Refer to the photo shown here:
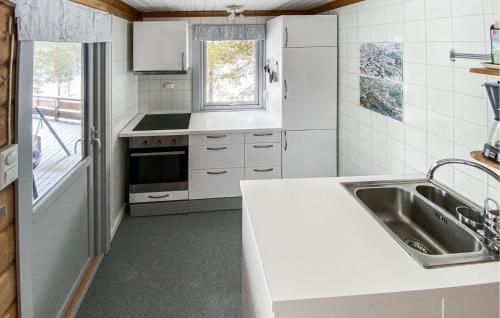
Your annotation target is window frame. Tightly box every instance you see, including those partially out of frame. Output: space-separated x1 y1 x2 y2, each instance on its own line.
193 38 265 112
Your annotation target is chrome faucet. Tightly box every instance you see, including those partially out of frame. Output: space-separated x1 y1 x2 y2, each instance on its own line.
427 158 500 183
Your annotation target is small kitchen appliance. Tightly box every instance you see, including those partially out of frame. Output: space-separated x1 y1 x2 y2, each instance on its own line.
483 81 500 163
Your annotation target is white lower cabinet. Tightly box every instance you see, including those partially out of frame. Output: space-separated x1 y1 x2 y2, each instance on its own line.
189 168 244 199
245 166 281 180
189 144 244 169
282 129 337 179
188 130 282 200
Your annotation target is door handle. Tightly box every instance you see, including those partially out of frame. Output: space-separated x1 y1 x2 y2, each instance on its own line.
74 139 82 154
181 52 185 71
253 168 274 173
91 126 101 151
148 194 170 199
284 131 287 151
284 80 288 100
207 170 227 175
285 27 288 47
206 147 227 151
206 135 227 139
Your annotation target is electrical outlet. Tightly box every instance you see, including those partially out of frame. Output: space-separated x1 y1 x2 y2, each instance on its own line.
0 144 18 190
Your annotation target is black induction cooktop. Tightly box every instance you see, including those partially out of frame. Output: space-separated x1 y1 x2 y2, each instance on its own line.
133 113 191 131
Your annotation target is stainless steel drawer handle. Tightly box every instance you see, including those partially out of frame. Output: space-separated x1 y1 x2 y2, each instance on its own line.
253 168 274 173
206 147 227 151
253 133 273 137
253 145 273 149
206 135 227 139
148 194 170 199
207 171 228 175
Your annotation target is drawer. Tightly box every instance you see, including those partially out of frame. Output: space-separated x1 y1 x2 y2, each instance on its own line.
189 144 244 169
245 131 281 143
130 190 188 204
245 166 281 180
190 133 244 146
189 168 244 199
245 143 281 167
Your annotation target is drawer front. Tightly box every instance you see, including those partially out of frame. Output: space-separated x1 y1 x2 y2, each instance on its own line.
189 168 244 199
189 144 244 169
245 131 281 143
245 143 281 167
245 166 281 180
190 133 244 146
130 190 188 204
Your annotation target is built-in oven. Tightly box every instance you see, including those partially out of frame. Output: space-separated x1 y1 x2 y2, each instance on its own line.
129 135 188 204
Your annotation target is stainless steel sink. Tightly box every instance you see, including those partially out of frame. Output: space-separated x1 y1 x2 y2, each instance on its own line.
343 179 498 268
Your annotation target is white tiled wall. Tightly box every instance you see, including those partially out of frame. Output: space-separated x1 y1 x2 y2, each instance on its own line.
137 16 271 113
329 0 499 205
111 16 138 233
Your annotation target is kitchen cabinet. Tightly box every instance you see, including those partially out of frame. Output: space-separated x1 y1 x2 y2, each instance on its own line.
282 130 337 178
282 47 337 130
133 21 189 73
189 168 244 200
282 15 338 48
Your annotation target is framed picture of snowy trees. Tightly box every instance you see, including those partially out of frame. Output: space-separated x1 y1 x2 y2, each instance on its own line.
360 43 403 122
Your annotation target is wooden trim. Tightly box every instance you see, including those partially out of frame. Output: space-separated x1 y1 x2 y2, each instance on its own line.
471 151 500 170
308 0 365 14
140 9 310 19
71 0 140 21
470 67 500 77
63 256 101 318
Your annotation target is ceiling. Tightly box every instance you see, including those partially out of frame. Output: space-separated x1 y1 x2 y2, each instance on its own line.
121 0 334 12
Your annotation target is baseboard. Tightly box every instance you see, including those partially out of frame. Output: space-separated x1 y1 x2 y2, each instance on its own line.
111 203 126 242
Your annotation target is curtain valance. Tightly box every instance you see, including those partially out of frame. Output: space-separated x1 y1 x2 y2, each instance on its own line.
193 24 265 41
15 0 112 43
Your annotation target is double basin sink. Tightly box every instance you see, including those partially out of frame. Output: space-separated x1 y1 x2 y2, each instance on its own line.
343 179 498 268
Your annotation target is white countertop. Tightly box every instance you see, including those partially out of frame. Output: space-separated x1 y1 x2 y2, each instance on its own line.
240 175 500 310
119 111 282 137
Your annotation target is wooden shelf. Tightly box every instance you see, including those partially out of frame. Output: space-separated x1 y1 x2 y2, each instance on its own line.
469 67 500 76
470 151 499 170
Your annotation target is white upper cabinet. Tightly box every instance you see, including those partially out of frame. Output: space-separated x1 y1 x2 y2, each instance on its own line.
282 47 337 130
282 15 337 48
133 21 189 73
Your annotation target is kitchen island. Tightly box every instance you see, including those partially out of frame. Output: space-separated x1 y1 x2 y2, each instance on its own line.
241 175 499 318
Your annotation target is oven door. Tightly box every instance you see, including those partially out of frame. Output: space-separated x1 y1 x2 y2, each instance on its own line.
129 146 188 195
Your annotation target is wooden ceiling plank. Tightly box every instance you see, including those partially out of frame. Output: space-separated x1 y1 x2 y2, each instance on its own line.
307 0 364 14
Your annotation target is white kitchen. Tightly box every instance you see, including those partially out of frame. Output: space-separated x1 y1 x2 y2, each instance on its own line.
0 0 498 317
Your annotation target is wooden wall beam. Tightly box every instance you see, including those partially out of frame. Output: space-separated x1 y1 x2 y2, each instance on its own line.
71 0 140 21
140 9 310 19
308 0 365 14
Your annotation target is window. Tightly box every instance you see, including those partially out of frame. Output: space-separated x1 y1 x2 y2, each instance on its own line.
195 39 264 111
32 42 84 204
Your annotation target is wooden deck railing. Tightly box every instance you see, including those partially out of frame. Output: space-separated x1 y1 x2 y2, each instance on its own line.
33 95 82 121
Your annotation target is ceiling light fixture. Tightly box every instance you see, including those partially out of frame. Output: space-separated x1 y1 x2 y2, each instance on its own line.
226 5 245 22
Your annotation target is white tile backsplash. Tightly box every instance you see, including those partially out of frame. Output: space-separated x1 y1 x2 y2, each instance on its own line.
333 0 496 205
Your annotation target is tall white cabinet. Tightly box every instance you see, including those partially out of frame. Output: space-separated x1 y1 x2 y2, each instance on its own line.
266 15 338 178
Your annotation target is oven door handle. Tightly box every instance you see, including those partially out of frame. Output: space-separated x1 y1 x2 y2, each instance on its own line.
148 194 171 199
130 151 186 157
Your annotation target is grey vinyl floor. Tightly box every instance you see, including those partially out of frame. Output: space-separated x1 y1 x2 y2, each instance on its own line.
76 210 242 318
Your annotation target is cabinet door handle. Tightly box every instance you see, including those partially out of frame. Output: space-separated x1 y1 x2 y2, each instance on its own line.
253 133 273 137
285 27 288 47
284 131 288 151
206 135 227 139
253 168 274 173
284 80 288 100
206 147 227 151
253 145 273 149
148 194 170 199
207 170 227 175
181 52 185 71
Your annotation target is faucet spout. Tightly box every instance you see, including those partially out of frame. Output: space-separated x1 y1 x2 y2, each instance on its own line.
427 158 500 183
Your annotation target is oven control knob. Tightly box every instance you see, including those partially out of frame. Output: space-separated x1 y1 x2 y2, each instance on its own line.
172 139 176 145
143 140 148 145
157 139 162 145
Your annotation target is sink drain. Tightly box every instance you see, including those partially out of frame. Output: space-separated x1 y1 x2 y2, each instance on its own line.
404 238 432 255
